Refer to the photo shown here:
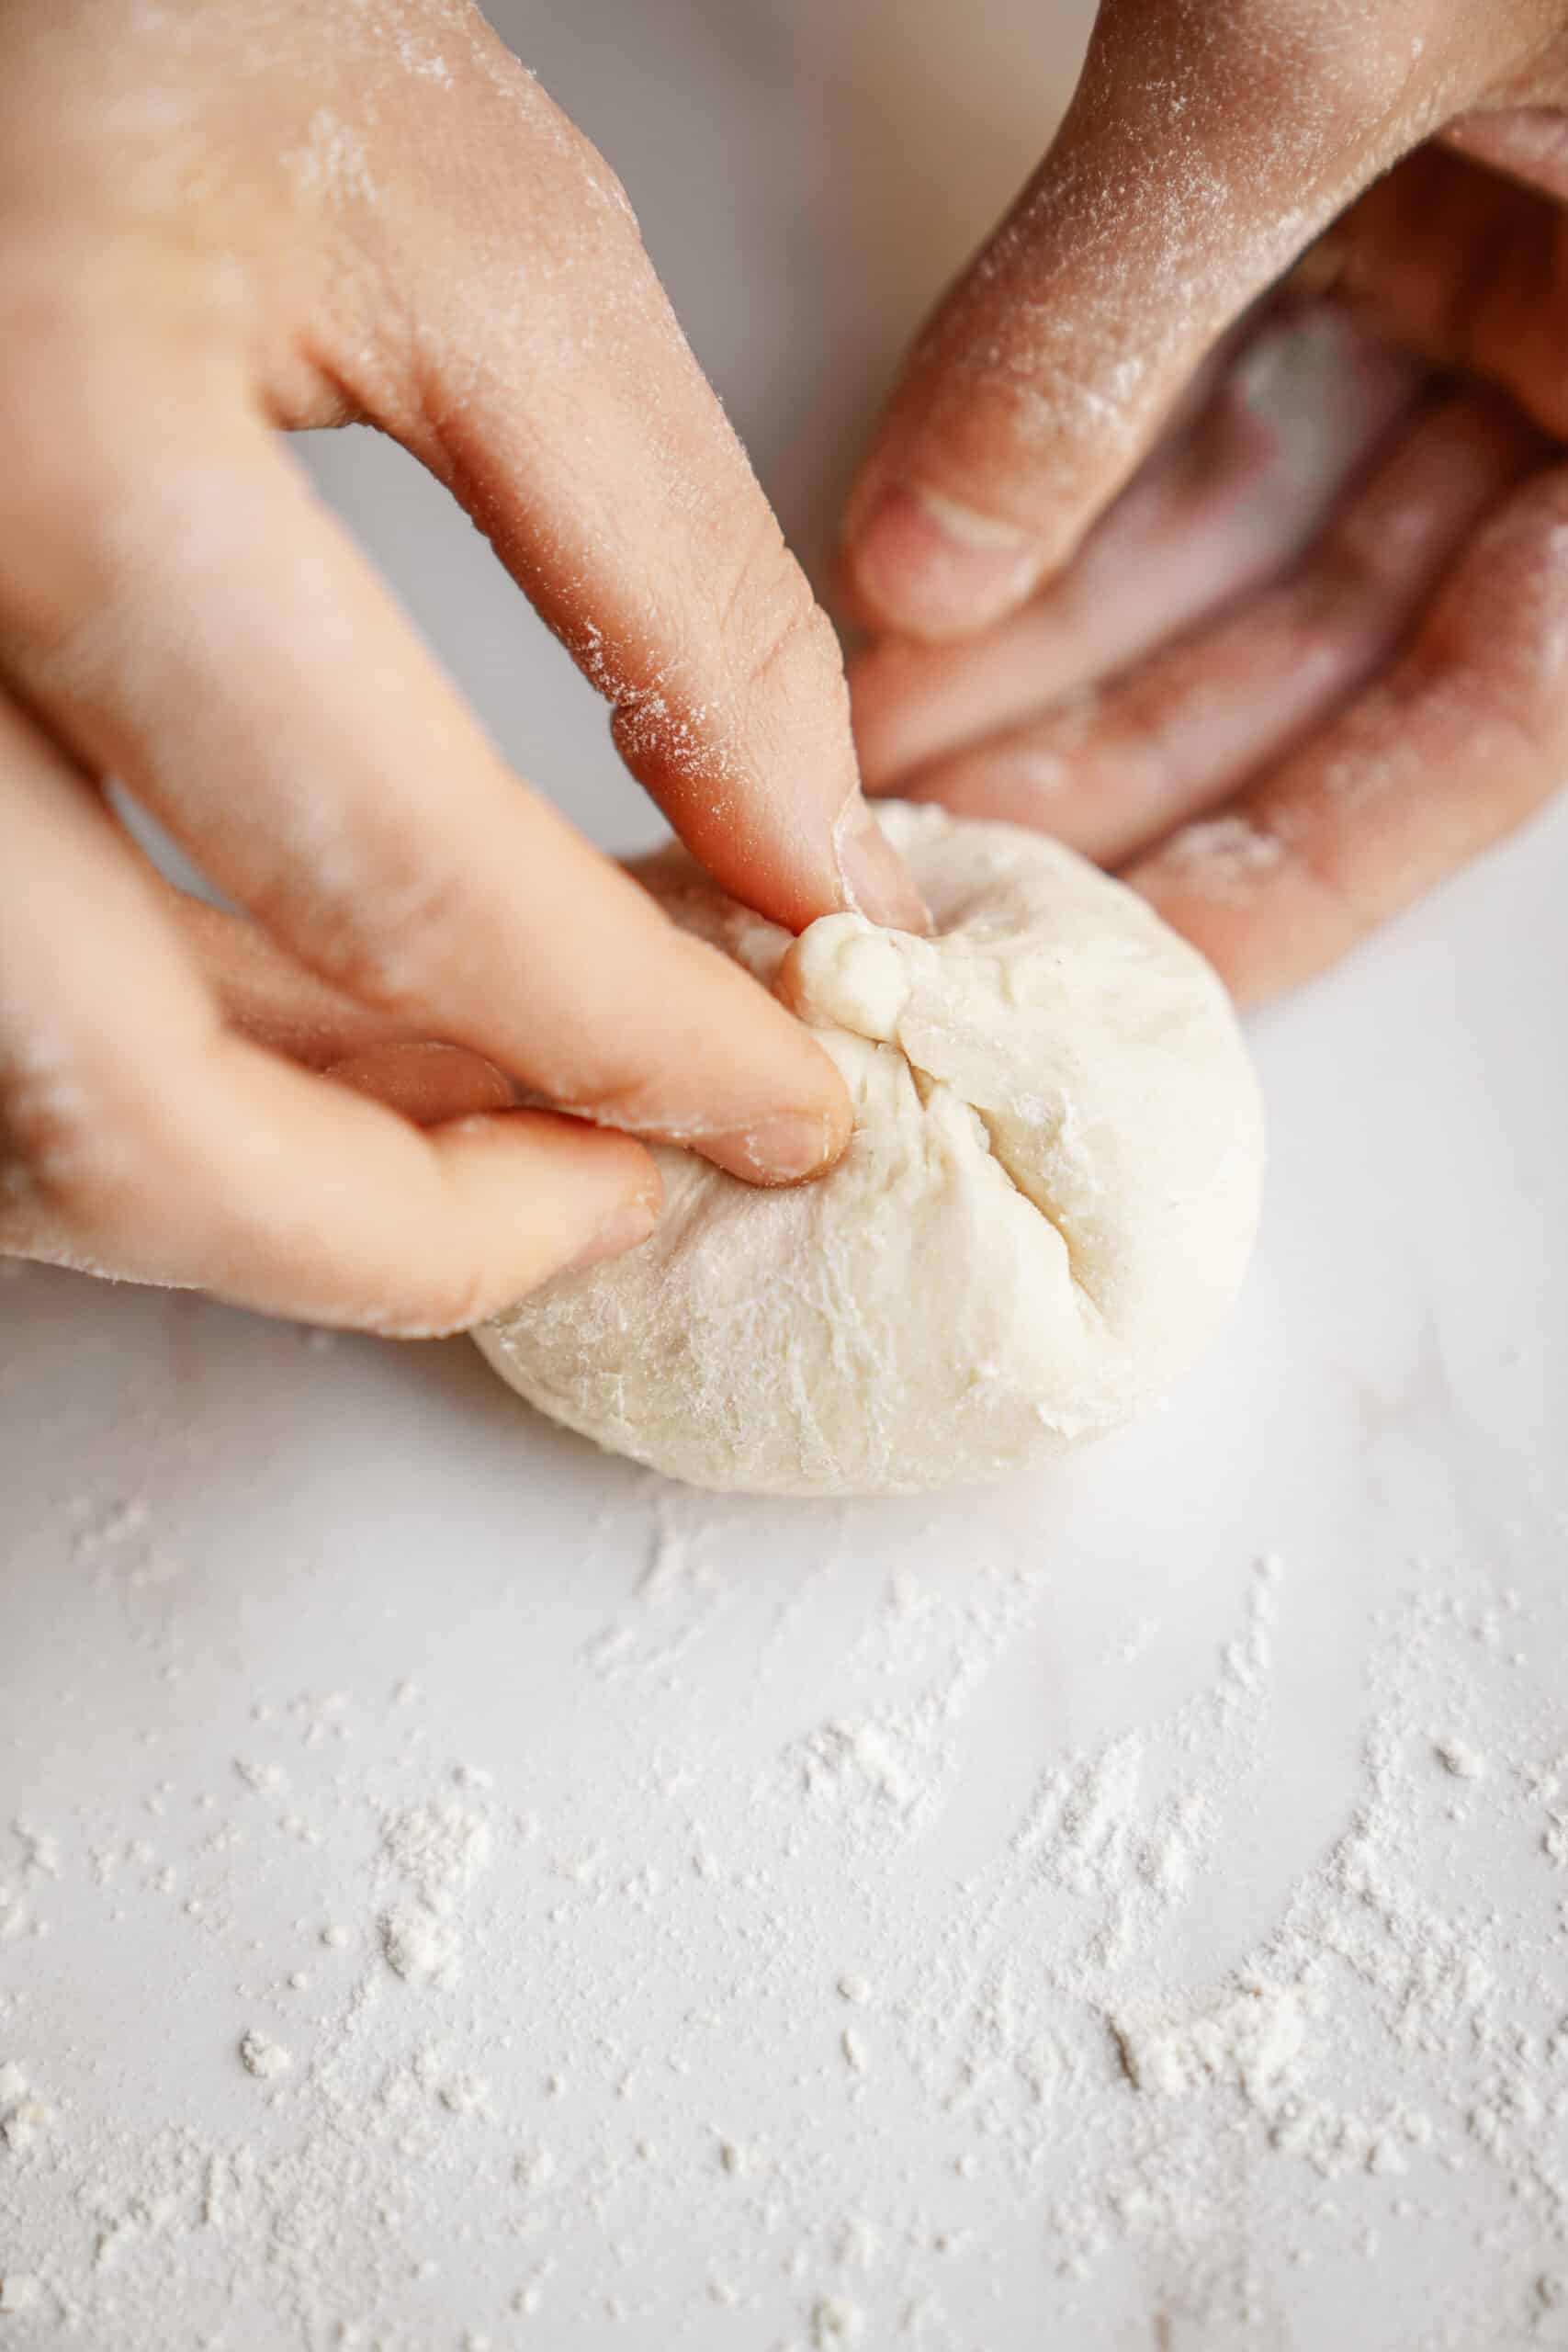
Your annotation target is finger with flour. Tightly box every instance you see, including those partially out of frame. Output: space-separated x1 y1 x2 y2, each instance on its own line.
0 703 660 1331
0 357 853 1187
851 311 1423 786
839 0 1540 640
1126 462 1568 1000
896 390 1545 858
358 29 925 934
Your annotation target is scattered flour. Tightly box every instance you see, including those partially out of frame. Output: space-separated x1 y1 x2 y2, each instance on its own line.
437 2071 493 2120
375 1795 492 1989
1158 812 1288 901
381 1796 492 1905
1435 1737 1487 1781
238 2032 292 2082
811 2293 865 2345
5 1482 1568 2347
378 1905 458 1987
1112 1976 1312 2102
0 2062 51 2156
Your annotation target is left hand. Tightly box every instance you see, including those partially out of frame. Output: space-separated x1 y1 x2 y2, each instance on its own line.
840 0 1568 1001
0 0 924 1332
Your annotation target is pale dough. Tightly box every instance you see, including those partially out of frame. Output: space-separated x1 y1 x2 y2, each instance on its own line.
477 804 1265 1496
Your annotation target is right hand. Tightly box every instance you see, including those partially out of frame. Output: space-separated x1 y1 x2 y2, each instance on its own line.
0 0 922 1335
841 0 1568 1002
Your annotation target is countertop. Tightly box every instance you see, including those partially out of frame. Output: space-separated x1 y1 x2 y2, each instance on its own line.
5 6 1568 2346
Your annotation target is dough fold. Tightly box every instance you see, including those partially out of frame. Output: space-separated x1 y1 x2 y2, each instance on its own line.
477 805 1266 1496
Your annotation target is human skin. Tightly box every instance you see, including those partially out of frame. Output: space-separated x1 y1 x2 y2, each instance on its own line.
0 0 924 1334
843 0 1568 1001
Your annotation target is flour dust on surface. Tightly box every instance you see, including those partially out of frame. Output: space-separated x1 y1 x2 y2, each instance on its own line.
3 1454 1568 2346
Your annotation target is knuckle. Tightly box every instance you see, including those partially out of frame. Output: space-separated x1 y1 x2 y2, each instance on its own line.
479 88 644 272
534 108 642 248
0 337 96 560
1289 547 1383 674
1125 0 1424 123
720 533 846 723
389 19 645 260
563 1072 670 1137
517 1037 668 1137
374 1261 494 1340
285 857 479 1020
0 235 231 466
0 232 106 368
565 135 641 243
1289 479 1450 674
1314 508 1403 611
1439 662 1563 787
1423 485 1568 766
610 535 847 788
0 1043 161 1242
0 295 242 673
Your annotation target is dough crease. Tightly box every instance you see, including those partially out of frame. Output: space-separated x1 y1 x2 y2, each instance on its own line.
478 804 1266 1496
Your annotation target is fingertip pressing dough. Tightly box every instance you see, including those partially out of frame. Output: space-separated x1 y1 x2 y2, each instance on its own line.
477 804 1265 1497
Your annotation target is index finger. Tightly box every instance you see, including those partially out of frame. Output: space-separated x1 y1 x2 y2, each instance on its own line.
0 355 852 1189
367 46 925 935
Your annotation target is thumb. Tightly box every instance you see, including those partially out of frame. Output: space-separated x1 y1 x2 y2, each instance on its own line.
840 0 1480 641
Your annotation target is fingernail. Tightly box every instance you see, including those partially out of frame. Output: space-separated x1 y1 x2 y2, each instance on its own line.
839 809 931 934
708 1115 837 1185
850 481 1039 637
567 1194 659 1273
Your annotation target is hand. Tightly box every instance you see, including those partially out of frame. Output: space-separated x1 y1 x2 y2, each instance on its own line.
841 0 1568 1001
0 0 923 1333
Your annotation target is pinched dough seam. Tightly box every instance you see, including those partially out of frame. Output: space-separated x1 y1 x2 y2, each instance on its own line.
967 1101 1102 1324
888 1044 1101 1324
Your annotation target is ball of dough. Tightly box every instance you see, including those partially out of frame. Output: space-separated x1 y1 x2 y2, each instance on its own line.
477 804 1264 1496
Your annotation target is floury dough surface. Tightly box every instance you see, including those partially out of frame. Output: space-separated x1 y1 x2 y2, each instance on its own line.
478 805 1266 1495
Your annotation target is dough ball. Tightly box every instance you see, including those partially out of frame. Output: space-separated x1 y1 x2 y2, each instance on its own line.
476 804 1265 1496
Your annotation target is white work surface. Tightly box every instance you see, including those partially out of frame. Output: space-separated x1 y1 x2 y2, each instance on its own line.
5 6 1568 2347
